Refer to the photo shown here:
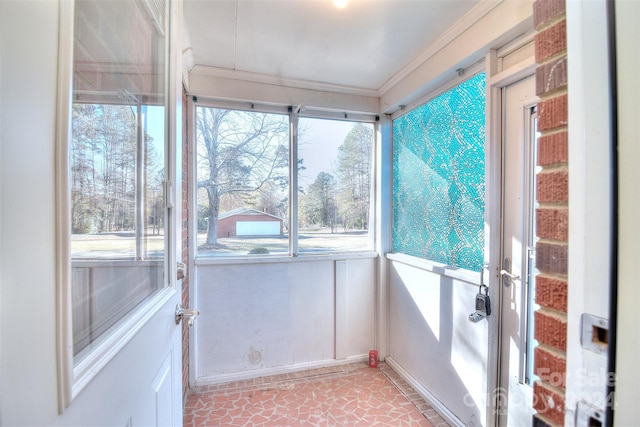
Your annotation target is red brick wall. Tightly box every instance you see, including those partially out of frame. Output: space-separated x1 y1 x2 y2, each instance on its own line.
533 0 568 426
181 87 190 402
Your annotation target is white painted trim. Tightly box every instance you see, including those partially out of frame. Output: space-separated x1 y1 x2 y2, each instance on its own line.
188 72 380 115
0 9 3 415
74 61 164 75
191 64 379 98
187 90 199 390
299 109 377 124
484 48 504 427
486 47 538 427
565 0 613 424
384 357 465 427
379 0 504 97
488 56 536 89
193 97 290 115
388 61 486 120
386 253 480 287
55 0 74 411
375 117 392 359
193 96 377 126
289 111 299 256
194 355 368 387
194 251 378 266
168 0 182 293
495 32 535 61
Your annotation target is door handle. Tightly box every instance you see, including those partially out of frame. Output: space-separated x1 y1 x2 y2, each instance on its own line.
500 269 520 285
175 303 199 327
500 270 520 280
500 257 520 286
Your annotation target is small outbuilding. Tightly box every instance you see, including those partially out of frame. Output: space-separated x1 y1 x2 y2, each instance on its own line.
217 208 284 238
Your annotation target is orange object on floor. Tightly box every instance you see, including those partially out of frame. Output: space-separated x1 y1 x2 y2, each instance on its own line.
368 349 378 368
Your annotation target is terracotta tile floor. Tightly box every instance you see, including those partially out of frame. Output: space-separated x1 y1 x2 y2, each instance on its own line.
184 362 450 426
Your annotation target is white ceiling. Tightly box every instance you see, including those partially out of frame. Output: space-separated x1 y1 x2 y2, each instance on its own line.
183 0 485 94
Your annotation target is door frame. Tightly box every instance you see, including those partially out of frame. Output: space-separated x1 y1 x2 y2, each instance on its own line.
498 75 538 426
485 49 537 426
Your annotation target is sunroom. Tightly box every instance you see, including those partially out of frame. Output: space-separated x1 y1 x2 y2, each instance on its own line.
180 3 533 426
2 0 637 426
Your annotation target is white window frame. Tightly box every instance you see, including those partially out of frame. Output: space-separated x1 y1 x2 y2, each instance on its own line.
388 61 487 277
55 0 180 410
190 98 379 261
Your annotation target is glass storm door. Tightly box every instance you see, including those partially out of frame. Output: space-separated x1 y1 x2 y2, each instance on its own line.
497 75 538 426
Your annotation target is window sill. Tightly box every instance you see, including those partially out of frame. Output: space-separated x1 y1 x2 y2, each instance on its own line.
195 250 379 266
385 252 480 285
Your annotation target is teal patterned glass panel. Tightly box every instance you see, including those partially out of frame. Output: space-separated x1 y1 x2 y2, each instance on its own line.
392 72 486 271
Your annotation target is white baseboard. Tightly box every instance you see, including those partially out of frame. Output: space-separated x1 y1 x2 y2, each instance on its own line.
384 356 465 427
194 354 369 387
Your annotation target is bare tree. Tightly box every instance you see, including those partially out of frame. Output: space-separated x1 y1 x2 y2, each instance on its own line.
196 107 289 245
71 104 137 233
71 103 163 235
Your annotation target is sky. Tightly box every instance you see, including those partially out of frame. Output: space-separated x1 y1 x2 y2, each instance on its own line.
144 105 166 157
143 106 367 191
297 118 360 188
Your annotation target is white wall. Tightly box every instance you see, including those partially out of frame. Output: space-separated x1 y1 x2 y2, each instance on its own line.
189 72 380 115
1 1 62 423
380 7 534 427
387 258 488 427
193 257 376 385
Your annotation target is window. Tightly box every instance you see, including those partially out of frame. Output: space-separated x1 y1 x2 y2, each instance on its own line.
57 0 174 405
195 107 290 256
195 106 374 257
71 103 165 356
392 72 486 272
298 118 373 253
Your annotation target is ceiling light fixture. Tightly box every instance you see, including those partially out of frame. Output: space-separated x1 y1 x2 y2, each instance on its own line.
333 0 348 9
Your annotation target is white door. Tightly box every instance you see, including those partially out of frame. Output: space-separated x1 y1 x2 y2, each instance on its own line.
66 0 186 423
497 75 537 426
0 1 182 427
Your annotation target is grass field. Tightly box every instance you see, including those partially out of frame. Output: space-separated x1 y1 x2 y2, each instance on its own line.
71 228 370 257
198 228 370 255
71 231 165 258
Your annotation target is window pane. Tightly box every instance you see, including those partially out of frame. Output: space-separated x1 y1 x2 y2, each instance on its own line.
392 72 486 271
298 118 373 253
195 107 290 256
71 104 165 259
70 0 167 357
